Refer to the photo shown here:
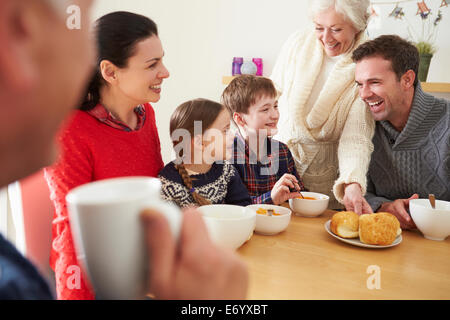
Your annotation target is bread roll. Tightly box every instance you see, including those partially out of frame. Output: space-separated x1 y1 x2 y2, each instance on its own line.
330 211 359 238
359 212 401 245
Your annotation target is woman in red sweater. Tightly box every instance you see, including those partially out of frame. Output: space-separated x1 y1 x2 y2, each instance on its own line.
44 12 169 300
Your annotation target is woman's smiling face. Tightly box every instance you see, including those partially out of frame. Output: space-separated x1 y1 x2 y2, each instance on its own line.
314 6 358 57
115 35 170 104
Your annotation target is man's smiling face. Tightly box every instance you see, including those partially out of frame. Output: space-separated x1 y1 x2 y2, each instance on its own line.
355 55 405 123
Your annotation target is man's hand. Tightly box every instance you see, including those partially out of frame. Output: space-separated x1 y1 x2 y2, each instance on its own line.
140 207 248 300
343 183 373 215
378 194 418 229
270 173 302 205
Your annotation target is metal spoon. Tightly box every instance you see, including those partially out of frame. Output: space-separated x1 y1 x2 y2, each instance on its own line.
429 194 436 209
290 186 304 198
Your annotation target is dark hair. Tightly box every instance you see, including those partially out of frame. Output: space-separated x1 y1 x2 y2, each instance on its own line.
352 35 420 86
221 75 277 114
169 98 225 206
81 11 159 110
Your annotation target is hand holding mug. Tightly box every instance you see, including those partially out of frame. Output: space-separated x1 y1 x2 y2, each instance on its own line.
67 177 181 300
141 208 248 299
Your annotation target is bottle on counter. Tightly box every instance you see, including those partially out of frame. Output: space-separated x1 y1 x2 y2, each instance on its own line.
252 58 263 76
232 57 243 76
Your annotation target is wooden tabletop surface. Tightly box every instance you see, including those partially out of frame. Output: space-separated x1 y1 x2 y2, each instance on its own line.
237 209 450 300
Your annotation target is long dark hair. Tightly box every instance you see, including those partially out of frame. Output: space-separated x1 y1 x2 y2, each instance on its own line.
81 11 158 111
169 99 225 206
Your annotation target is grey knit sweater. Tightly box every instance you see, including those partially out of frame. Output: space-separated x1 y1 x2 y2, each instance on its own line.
366 83 450 211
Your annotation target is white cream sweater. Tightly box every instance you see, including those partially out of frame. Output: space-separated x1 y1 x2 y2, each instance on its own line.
271 29 375 209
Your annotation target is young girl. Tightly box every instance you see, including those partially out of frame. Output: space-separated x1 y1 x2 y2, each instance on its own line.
159 99 251 207
44 12 169 300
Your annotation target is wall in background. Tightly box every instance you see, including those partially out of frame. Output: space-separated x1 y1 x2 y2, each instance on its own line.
90 0 450 163
368 0 450 82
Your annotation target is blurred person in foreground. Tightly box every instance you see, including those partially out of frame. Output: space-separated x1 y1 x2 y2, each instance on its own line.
0 0 247 300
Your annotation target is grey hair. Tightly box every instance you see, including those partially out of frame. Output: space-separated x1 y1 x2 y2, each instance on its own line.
309 0 370 32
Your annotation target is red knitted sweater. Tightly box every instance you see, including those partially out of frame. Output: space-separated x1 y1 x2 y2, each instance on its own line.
44 103 164 300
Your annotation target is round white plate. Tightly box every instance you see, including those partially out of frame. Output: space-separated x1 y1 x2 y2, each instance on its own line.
324 220 402 249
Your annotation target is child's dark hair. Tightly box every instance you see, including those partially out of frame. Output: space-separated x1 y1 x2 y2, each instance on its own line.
352 35 420 87
221 75 277 114
81 11 158 111
169 98 225 206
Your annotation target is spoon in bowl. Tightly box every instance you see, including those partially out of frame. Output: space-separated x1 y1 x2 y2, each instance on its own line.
289 186 304 198
428 194 436 209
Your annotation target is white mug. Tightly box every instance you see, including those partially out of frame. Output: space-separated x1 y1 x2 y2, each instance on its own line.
66 176 181 300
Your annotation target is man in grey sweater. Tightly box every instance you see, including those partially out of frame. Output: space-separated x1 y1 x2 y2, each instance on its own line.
352 35 450 229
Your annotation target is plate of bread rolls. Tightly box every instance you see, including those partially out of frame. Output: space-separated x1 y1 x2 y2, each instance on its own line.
324 211 402 248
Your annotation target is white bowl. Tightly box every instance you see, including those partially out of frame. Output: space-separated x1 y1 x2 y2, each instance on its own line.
409 199 450 241
288 192 329 217
247 204 291 235
198 205 256 250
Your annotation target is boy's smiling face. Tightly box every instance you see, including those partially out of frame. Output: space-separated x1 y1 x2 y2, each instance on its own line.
235 95 279 138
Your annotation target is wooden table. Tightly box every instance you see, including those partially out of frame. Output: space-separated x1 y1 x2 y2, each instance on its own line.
238 210 450 300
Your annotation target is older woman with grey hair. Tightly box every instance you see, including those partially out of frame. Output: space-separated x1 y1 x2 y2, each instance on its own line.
271 0 375 213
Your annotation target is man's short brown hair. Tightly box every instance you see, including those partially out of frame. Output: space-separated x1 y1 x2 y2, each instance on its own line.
221 75 277 114
352 35 420 86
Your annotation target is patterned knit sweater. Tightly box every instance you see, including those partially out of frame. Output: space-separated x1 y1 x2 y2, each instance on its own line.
366 83 450 211
44 103 164 300
159 161 251 208
271 29 375 209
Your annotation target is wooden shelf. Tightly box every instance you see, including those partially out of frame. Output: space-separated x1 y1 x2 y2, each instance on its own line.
421 82 450 93
222 76 235 85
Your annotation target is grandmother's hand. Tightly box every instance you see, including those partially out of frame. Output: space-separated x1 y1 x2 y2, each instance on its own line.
343 183 373 215
140 207 248 300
